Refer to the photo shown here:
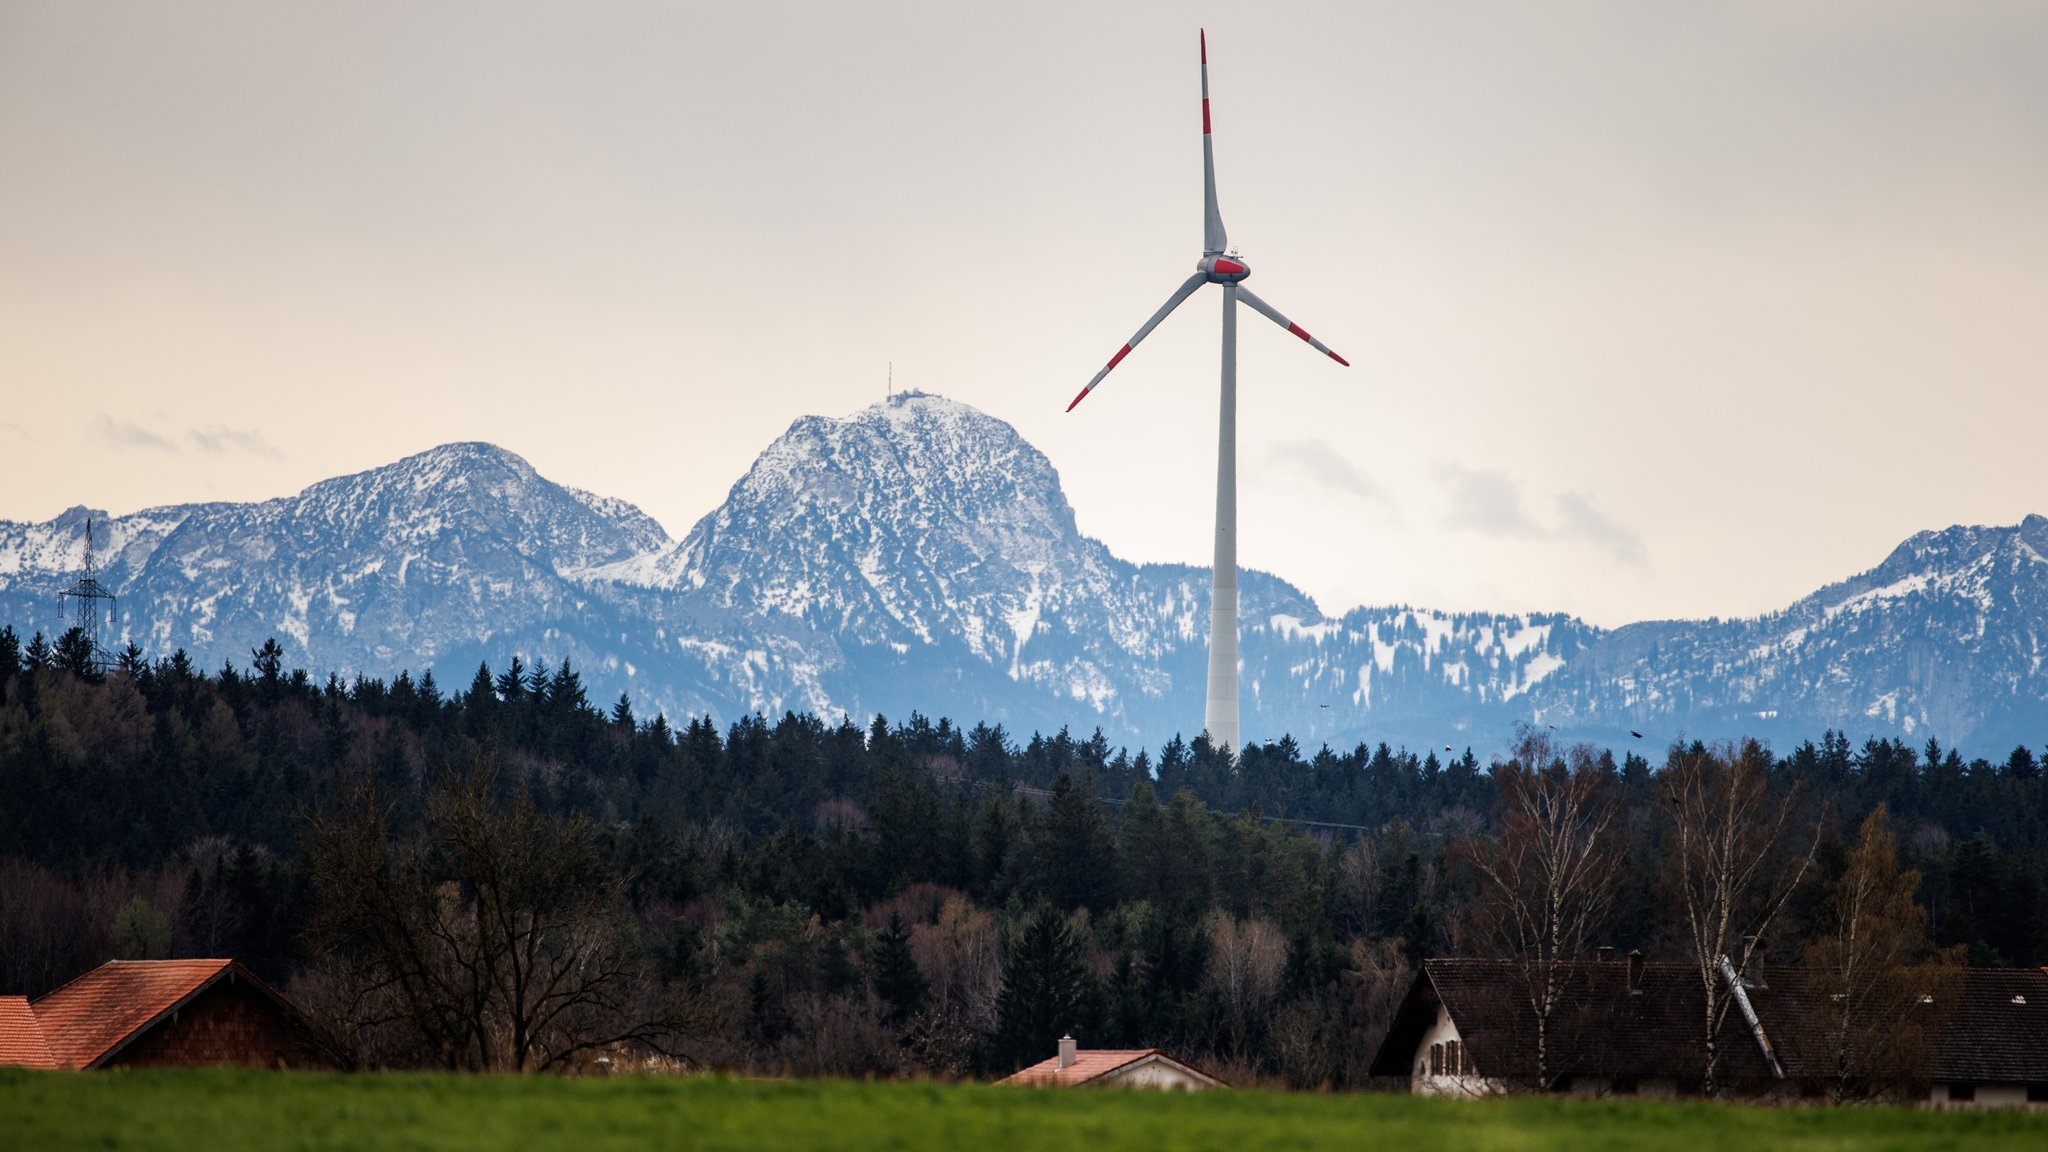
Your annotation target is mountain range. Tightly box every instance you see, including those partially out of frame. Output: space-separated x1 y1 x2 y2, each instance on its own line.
4 392 2044 758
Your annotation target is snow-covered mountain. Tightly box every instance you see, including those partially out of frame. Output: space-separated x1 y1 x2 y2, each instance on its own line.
2 394 2042 756
1533 515 2048 752
0 442 666 683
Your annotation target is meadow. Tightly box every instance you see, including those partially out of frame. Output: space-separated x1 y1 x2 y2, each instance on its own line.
4 1069 2046 1152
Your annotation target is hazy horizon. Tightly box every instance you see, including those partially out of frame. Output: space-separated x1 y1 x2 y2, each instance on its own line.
5 2 2044 629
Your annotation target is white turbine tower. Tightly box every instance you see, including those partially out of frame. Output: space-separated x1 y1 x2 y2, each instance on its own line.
1066 30 1349 756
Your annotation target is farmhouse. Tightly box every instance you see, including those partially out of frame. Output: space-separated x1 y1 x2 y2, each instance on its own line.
1926 967 2048 1109
999 1034 1224 1091
1371 955 2048 1109
0 958 335 1070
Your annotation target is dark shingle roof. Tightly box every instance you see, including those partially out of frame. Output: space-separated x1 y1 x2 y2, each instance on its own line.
1375 958 1779 1085
1373 959 2048 1087
1931 967 2048 1083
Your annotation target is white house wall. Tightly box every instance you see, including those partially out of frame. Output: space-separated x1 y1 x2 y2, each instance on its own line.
1411 1002 1506 1097
1930 1083 2041 1111
1101 1058 1215 1092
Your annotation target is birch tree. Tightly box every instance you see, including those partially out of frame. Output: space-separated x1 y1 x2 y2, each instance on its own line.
1659 739 1820 1096
1202 910 1287 1059
1460 730 1626 1089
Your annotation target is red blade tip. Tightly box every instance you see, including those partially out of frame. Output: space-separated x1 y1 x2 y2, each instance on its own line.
1330 351 1351 367
1200 30 1207 64
1066 388 1090 412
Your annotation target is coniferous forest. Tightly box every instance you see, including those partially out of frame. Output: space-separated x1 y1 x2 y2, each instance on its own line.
2 626 2046 1084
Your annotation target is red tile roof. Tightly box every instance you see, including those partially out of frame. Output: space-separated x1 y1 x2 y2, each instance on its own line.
30 959 235 1070
0 996 55 1070
998 1048 1224 1088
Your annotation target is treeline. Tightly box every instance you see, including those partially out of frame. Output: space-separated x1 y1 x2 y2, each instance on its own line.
1 626 2046 1083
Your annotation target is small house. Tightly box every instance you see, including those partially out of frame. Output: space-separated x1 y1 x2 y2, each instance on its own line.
1926 967 2048 1109
0 958 335 1070
998 1035 1224 1091
1369 952 1747 1098
1372 954 2048 1109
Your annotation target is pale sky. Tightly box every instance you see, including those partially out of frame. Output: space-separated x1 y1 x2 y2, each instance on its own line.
2 2 2044 628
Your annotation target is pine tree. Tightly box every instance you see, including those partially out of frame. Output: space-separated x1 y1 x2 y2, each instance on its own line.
463 662 497 741
467 661 495 707
493 655 526 703
1038 770 1116 912
550 660 587 713
611 692 636 730
54 627 95 679
0 625 18 690
747 969 784 1048
993 901 1091 1071
870 911 928 1026
251 637 284 685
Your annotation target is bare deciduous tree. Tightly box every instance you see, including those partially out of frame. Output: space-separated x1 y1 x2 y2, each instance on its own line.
909 893 1003 1035
1659 738 1820 1097
1203 910 1286 1059
306 755 704 1071
1457 729 1627 1089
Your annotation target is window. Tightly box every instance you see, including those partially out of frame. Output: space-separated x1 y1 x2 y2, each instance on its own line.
1949 1083 1976 1102
1445 1041 1460 1077
2027 1083 2048 1103
1612 1076 1637 1096
1430 1043 1444 1076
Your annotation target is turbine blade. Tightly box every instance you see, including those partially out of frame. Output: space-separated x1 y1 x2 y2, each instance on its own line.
1068 273 1210 411
1202 29 1228 254
1236 285 1350 366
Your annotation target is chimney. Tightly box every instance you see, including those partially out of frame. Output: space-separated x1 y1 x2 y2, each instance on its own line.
1057 1034 1077 1070
1740 937 1769 988
1627 949 1645 994
1596 945 1614 963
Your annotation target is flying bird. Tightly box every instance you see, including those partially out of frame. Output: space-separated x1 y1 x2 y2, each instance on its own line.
1631 730 1644 739
1064 30 1349 755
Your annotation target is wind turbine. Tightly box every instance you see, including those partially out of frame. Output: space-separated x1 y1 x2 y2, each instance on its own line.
1065 30 1349 755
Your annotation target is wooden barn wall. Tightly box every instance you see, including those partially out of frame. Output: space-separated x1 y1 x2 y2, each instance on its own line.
105 979 332 1069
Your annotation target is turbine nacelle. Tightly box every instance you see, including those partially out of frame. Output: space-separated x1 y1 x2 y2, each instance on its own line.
1199 254 1250 283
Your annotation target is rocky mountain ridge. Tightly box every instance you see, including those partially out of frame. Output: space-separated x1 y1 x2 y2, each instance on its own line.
3 394 2042 756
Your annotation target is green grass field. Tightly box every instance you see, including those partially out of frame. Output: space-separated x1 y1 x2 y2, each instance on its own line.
3 1068 2044 1152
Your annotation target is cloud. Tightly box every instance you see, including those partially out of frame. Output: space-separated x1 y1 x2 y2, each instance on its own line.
1438 467 1649 567
189 424 283 459
1267 438 1395 511
1440 466 1543 537
1556 493 1648 567
94 414 176 451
